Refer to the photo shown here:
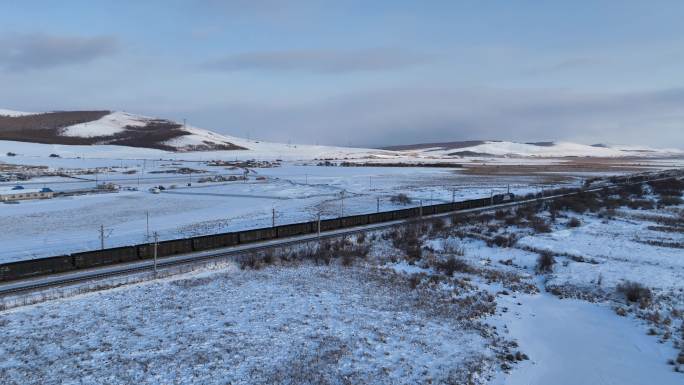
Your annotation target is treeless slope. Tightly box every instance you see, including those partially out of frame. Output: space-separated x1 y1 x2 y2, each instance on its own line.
0 110 245 151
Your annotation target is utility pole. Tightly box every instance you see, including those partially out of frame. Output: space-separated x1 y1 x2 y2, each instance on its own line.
340 191 345 217
369 176 372 189
490 190 494 205
305 174 308 185
100 224 105 250
452 189 456 203
419 200 423 217
146 211 150 241
153 232 159 276
377 196 380 213
272 208 276 227
317 213 321 238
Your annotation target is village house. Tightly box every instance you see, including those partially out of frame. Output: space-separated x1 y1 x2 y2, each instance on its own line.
0 186 54 202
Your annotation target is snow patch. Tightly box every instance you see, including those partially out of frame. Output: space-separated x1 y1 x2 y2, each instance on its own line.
0 109 38 117
60 111 147 138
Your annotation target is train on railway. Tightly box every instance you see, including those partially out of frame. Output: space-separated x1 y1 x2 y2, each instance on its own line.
0 193 516 282
2 168 681 285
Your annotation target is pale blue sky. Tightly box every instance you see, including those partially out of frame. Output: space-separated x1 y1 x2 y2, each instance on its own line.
1 1 683 147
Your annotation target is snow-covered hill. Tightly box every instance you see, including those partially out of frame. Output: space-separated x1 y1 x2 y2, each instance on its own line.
0 109 245 152
0 109 38 117
1 108 682 159
391 140 684 158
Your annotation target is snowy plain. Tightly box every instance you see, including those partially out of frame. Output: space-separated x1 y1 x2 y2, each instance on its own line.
2 195 683 384
1 134 684 384
0 143 602 262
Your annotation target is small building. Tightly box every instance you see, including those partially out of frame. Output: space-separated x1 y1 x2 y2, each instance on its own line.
0 187 54 202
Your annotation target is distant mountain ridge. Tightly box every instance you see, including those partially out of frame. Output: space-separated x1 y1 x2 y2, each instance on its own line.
1 109 682 158
380 140 683 158
0 109 245 152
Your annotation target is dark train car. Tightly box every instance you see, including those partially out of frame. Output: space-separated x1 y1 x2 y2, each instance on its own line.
421 205 436 216
319 218 342 232
368 211 394 224
462 198 486 210
73 246 138 269
492 193 515 205
0 255 74 282
392 207 419 220
192 232 239 252
340 214 369 228
477 197 491 207
276 222 315 238
238 227 277 244
159 239 193 257
138 239 193 259
453 200 467 211
433 202 455 214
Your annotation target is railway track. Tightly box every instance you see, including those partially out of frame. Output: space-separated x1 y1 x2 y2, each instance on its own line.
1 171 680 297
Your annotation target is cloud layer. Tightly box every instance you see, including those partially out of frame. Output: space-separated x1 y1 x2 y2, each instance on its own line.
204 48 430 73
0 34 118 72
181 87 684 148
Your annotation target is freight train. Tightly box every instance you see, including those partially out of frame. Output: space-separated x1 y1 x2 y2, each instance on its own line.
0 193 516 282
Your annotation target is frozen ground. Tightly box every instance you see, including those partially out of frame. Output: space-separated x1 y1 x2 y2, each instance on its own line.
6 138 683 263
1 179 683 384
492 290 680 385
518 208 684 290
0 160 564 262
0 264 496 385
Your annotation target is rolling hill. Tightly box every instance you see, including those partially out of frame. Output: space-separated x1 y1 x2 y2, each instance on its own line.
0 109 245 152
1 109 682 159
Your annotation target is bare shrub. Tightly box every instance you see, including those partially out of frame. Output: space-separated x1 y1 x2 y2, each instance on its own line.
531 218 552 233
504 216 520 226
616 281 652 305
392 224 423 261
623 183 645 197
658 196 683 207
405 244 422 261
238 253 262 270
627 199 655 210
408 274 423 289
430 217 445 233
341 253 354 267
435 256 475 276
536 251 555 274
450 214 467 226
489 233 517 248
262 251 274 265
390 193 412 205
495 209 509 220
550 191 601 213
566 217 581 228
649 178 684 196
355 232 366 244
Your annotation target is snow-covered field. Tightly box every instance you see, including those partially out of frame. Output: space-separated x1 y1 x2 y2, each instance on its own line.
2 178 683 384
0 155 581 262
0 264 497 385
3 137 683 263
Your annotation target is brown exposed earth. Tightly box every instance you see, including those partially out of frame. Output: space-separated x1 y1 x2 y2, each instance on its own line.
0 111 245 152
